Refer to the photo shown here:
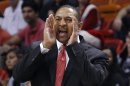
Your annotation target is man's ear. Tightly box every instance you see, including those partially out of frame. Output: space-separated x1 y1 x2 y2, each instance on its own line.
78 22 83 31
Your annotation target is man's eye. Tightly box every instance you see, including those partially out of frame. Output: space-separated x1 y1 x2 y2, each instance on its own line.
55 18 61 21
65 18 72 22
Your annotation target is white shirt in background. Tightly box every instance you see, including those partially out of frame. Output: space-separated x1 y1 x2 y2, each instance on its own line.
1 0 27 35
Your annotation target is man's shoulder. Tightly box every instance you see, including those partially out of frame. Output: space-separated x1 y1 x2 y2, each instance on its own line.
79 40 94 49
31 41 41 49
80 41 104 55
79 41 107 61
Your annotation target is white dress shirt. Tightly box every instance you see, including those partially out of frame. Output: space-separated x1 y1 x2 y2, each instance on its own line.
40 37 80 68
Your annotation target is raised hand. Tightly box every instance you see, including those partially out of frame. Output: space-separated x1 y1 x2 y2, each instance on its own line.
42 14 56 49
67 17 80 46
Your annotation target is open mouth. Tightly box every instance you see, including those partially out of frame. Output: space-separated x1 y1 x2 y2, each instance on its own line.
58 29 68 36
58 29 67 36
59 31 67 36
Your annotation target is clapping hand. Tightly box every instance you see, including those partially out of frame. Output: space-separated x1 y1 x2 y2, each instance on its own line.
42 14 56 49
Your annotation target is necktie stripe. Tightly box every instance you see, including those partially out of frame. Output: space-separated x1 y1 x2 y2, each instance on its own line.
55 46 66 86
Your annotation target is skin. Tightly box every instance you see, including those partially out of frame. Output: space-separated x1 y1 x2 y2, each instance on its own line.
22 6 38 26
43 7 82 49
5 51 18 70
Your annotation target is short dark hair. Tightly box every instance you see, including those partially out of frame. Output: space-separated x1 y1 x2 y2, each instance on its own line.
57 5 79 20
22 0 39 13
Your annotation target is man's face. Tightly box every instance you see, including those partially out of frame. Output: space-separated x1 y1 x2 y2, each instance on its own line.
22 7 38 24
54 7 79 44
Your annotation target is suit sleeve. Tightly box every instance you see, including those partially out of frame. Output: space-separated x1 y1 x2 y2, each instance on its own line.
13 45 47 83
67 42 109 86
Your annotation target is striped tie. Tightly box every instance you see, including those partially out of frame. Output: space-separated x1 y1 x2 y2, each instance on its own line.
55 45 66 86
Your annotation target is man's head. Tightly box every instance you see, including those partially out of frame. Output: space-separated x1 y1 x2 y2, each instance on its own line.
54 5 82 44
22 0 39 25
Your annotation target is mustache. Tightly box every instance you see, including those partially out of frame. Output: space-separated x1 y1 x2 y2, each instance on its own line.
57 26 67 30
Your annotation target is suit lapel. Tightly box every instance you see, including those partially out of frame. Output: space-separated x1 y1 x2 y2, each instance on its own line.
62 39 85 86
62 47 75 86
47 44 58 86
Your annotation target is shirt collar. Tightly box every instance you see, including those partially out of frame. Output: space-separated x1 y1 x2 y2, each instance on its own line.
56 36 80 50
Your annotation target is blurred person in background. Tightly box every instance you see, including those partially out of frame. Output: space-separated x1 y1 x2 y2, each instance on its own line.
113 5 130 31
1 48 31 86
76 0 105 49
101 48 129 86
4 0 44 47
0 68 8 86
120 32 130 82
0 28 11 46
113 5 130 41
77 0 101 30
32 0 44 17
1 0 27 36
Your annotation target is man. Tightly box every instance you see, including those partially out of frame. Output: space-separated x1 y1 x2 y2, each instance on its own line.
13 5 108 86
1 0 27 35
5 0 44 47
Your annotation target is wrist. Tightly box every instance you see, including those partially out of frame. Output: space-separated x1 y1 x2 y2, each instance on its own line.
42 41 51 49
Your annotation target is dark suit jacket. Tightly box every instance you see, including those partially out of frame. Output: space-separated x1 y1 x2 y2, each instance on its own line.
13 39 108 86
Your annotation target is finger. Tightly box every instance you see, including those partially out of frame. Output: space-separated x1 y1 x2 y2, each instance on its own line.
72 17 78 35
50 14 56 36
50 14 55 29
45 18 49 29
48 14 54 29
48 14 52 28
45 19 51 37
48 15 52 28
46 15 54 36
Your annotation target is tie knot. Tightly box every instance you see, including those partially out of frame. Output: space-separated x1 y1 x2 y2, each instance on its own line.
59 45 66 50
58 45 66 55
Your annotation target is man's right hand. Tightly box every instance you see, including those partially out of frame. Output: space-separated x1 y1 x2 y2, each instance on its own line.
42 14 56 49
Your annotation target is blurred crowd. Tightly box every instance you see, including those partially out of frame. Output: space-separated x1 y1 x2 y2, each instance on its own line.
0 0 130 86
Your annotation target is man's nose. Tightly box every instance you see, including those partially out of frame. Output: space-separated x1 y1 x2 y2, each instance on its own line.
60 19 66 26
